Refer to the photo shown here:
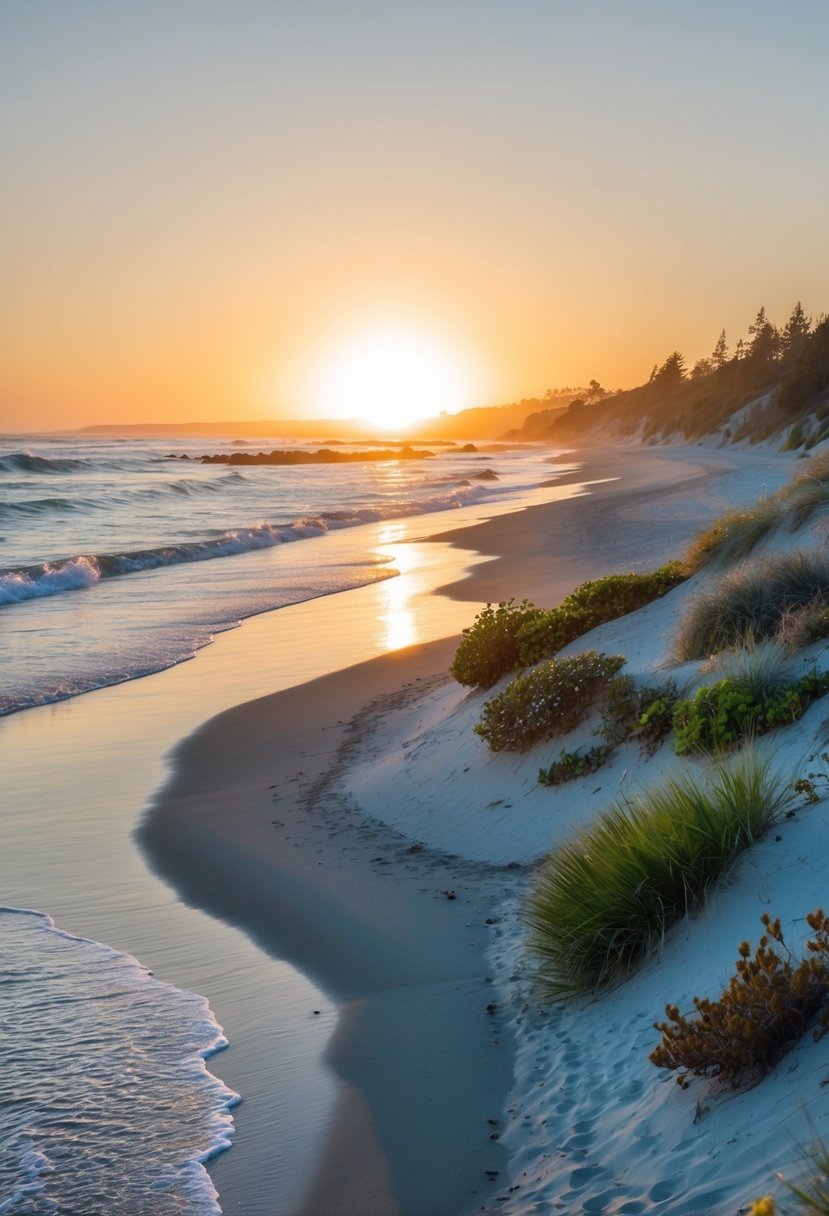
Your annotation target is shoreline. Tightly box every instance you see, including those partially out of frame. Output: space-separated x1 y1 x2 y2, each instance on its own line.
139 441 799 1214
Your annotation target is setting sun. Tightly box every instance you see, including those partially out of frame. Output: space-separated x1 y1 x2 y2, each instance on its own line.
312 326 475 430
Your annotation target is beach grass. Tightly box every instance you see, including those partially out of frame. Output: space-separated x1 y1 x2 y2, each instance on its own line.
524 751 793 997
675 550 829 660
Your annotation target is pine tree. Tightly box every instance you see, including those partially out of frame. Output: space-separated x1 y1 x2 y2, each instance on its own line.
747 306 781 365
782 302 811 363
711 329 729 369
652 351 686 387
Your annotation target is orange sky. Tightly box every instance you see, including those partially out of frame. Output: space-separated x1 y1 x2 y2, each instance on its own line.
2 2 828 432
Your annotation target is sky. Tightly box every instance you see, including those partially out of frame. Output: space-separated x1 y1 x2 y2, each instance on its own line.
2 0 828 431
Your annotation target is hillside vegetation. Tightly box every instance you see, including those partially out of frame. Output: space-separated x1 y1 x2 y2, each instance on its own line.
507 303 829 450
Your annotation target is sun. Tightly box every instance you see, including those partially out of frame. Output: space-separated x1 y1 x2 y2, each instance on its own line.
312 326 473 430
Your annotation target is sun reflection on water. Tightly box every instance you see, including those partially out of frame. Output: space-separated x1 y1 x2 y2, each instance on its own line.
376 530 424 651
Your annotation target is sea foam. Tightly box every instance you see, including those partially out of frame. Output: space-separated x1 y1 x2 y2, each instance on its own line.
0 907 238 1215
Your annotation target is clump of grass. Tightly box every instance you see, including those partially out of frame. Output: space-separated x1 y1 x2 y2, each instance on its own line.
449 599 543 689
651 910 829 1088
685 498 785 571
514 563 687 667
780 1140 829 1214
474 651 625 752
524 752 793 996
684 451 829 573
675 550 829 660
778 597 829 651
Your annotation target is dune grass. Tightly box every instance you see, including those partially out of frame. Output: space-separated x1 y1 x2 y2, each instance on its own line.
675 550 829 660
685 498 786 571
685 449 829 573
524 752 793 997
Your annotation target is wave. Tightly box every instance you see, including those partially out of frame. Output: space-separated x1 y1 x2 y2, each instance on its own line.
0 451 88 474
0 481 496 607
0 474 249 520
0 907 237 1215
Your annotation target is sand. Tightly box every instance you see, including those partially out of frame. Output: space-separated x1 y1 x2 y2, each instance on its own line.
138 440 808 1215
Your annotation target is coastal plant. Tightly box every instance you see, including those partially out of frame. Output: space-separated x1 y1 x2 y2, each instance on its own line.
515 563 687 667
650 911 829 1089
671 669 829 756
524 752 793 996
675 550 829 660
537 744 611 786
776 1137 829 1214
450 598 543 689
635 681 681 754
795 756 829 806
597 674 680 754
778 597 829 652
685 498 786 571
596 674 641 746
474 651 625 753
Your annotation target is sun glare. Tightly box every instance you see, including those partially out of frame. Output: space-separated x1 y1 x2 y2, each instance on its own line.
313 327 473 430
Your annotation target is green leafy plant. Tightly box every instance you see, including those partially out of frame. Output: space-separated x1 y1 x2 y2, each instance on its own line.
675 550 829 660
524 752 793 996
651 910 829 1088
538 744 612 786
474 651 625 753
514 562 687 667
672 669 829 755
636 681 681 754
597 674 680 754
450 598 543 689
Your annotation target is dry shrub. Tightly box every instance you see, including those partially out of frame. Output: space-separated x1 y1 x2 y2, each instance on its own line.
651 911 829 1088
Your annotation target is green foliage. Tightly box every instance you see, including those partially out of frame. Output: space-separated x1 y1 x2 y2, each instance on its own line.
636 683 681 754
598 674 680 754
671 676 822 755
449 598 543 689
675 550 829 660
651 911 829 1088
474 651 625 753
515 563 687 666
524 752 792 996
537 744 611 786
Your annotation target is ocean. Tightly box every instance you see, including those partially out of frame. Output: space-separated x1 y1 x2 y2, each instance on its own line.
0 432 557 1213
0 435 549 716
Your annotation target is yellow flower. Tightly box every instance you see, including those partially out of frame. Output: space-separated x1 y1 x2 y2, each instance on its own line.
749 1198 776 1216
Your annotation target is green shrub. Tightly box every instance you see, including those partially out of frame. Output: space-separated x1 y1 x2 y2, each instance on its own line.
651 911 829 1088
675 550 829 660
598 674 680 754
514 562 687 667
672 671 829 755
450 598 543 688
670 646 828 754
474 651 625 753
524 752 793 996
636 682 681 754
538 744 611 786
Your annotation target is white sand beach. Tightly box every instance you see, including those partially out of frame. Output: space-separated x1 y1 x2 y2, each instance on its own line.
136 439 829 1214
